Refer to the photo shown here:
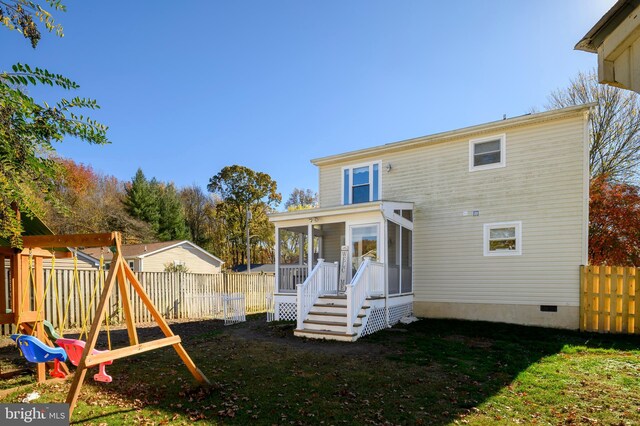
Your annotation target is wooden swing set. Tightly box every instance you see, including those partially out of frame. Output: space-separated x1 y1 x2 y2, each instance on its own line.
0 231 210 418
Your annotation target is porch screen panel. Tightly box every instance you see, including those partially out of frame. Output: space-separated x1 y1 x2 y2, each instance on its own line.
387 220 400 295
401 227 412 293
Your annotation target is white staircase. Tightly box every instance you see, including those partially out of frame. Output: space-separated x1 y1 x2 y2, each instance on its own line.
294 295 370 342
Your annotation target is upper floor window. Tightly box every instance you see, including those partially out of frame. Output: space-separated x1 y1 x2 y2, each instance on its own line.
469 134 506 172
342 161 381 204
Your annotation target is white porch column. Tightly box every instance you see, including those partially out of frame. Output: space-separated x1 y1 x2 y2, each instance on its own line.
307 222 313 275
274 225 280 294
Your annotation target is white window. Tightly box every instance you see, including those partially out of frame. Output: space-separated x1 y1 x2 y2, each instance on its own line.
173 260 185 267
469 134 506 172
342 161 381 205
128 260 135 270
483 221 522 256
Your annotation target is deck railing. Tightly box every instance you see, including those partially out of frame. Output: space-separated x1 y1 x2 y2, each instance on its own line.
368 261 385 296
278 265 309 292
345 260 385 335
296 259 338 330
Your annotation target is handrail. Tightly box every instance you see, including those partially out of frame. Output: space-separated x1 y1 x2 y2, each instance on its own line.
345 258 371 335
296 260 338 330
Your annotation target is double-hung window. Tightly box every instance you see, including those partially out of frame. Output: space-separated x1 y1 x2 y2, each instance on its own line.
342 161 381 205
469 134 506 171
483 221 522 256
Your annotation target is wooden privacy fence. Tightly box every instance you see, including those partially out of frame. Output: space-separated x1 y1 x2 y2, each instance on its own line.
0 270 273 335
580 265 639 334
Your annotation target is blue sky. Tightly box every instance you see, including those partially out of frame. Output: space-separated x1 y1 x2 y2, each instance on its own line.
3 0 615 208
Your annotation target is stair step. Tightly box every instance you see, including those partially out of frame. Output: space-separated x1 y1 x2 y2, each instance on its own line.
303 319 362 327
313 303 370 309
309 311 365 318
294 328 358 342
318 295 347 300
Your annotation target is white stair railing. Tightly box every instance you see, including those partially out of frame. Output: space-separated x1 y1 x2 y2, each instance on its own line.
367 261 385 297
296 260 339 330
345 258 371 335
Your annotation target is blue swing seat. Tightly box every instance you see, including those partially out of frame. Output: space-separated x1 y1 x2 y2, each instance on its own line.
10 334 67 363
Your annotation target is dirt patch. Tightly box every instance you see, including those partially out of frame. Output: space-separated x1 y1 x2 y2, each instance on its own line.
444 334 494 349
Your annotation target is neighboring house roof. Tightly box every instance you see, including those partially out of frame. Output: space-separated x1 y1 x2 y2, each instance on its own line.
233 264 275 273
83 240 224 264
310 104 593 166
575 0 640 53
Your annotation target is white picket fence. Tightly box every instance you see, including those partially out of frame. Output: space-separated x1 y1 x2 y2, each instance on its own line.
0 270 273 335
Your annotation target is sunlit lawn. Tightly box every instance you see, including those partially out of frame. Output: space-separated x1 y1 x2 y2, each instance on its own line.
1 315 639 425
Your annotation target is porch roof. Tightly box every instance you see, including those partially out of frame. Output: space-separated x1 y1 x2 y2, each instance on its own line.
269 200 413 224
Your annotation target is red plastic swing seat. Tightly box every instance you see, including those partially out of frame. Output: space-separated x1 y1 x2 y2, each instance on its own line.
56 338 113 383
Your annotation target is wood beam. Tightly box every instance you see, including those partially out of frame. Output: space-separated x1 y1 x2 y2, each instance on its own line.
34 256 45 382
0 248 15 256
117 264 138 345
0 313 14 325
85 336 181 366
19 248 53 258
22 233 116 249
66 254 121 417
124 265 210 385
0 255 5 314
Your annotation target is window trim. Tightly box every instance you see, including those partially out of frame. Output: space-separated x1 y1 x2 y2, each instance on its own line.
483 221 522 256
469 134 506 172
341 160 382 205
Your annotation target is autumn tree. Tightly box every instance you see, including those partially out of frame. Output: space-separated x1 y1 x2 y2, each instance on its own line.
546 70 640 181
180 185 214 247
207 165 281 267
588 175 640 266
285 188 317 211
44 159 153 242
1 1 108 247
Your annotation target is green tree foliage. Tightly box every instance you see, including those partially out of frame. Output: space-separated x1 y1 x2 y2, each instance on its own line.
123 169 191 242
546 70 640 182
0 0 65 48
1 1 108 247
123 169 160 229
207 165 281 267
0 64 109 247
285 188 317 211
156 182 190 241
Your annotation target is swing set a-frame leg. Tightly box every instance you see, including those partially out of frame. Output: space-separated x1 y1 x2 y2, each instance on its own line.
66 250 210 419
66 254 121 416
123 264 210 385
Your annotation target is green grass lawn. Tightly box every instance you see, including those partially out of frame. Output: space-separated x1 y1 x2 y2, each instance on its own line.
1 315 639 425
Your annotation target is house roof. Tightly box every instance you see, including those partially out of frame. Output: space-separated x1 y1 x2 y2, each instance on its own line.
310 104 593 166
83 240 224 265
232 264 275 273
575 0 640 53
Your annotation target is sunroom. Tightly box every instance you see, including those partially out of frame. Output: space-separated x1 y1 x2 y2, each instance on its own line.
269 201 414 341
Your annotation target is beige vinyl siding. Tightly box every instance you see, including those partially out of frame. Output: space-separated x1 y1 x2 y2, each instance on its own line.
44 256 97 271
318 113 588 308
139 245 222 273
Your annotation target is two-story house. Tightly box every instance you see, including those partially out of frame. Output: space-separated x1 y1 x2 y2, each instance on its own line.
269 104 590 341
